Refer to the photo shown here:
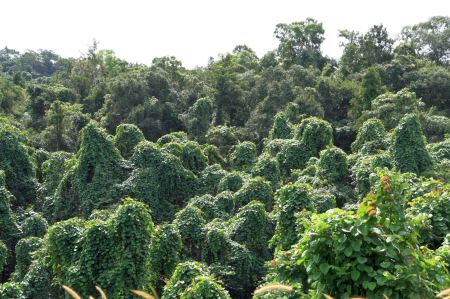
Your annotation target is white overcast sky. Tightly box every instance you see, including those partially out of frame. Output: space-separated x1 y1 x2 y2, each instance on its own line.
1 0 449 68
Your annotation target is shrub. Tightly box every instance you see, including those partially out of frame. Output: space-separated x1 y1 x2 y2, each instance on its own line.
202 144 226 166
174 206 206 259
293 117 333 157
229 201 272 260
407 186 450 247
181 141 208 174
206 126 239 156
53 122 126 220
0 241 7 274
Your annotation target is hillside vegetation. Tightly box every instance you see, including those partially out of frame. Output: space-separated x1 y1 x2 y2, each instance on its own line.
0 16 450 299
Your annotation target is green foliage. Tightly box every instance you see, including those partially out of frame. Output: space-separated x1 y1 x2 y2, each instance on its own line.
0 173 19 248
181 141 208 174
161 261 209 299
149 224 182 291
174 206 206 259
0 123 37 206
229 201 272 260
39 151 72 199
407 186 450 246
252 154 281 190
188 194 224 222
44 199 153 298
352 153 392 197
0 241 7 274
234 177 274 211
114 123 145 159
180 275 231 299
124 141 198 222
229 141 257 171
351 118 388 154
21 212 48 237
275 18 325 68
391 113 432 174
0 282 24 299
271 182 314 251
368 89 422 130
316 147 349 184
206 126 239 156
269 112 292 140
198 164 227 195
201 144 226 166
294 117 333 157
217 171 246 193
14 236 42 280
294 170 449 298
53 122 125 220
181 97 214 141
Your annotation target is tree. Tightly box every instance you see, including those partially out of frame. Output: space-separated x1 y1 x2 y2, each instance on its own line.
275 18 325 68
401 16 450 64
181 97 214 141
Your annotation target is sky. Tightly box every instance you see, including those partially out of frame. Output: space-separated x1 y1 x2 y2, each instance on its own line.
1 0 449 68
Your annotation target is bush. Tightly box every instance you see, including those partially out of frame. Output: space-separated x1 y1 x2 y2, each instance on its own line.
174 206 206 259
293 117 333 157
181 141 208 174
391 113 432 174
198 164 227 195
229 201 272 260
53 122 126 220
407 186 450 247
202 144 226 166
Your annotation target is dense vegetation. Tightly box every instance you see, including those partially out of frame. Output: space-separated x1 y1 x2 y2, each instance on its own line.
1 16 450 298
